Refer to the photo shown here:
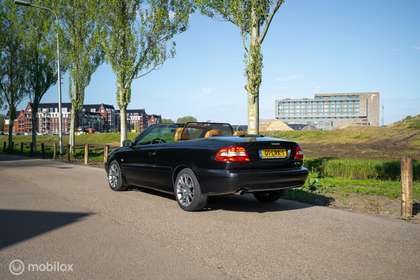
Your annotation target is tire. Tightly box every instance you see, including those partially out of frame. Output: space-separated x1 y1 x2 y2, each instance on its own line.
107 160 128 191
253 190 286 203
174 168 208 211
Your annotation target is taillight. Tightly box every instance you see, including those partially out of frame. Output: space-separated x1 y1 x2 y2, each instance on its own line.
215 146 250 163
294 145 304 161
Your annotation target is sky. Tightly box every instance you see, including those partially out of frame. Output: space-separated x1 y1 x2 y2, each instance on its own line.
38 0 420 125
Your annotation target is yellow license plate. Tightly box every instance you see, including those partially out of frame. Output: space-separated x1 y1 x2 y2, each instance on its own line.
260 149 288 159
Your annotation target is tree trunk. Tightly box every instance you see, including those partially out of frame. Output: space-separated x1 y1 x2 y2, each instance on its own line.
69 105 76 154
7 106 16 151
245 7 262 135
31 103 38 151
120 105 127 146
117 81 131 147
248 94 259 135
8 117 14 152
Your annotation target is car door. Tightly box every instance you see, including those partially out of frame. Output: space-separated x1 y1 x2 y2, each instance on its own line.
122 124 178 190
150 143 177 192
123 143 158 187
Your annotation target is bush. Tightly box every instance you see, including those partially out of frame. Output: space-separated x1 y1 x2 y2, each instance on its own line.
304 158 419 181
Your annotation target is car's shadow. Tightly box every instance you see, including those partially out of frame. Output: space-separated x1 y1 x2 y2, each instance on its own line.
414 202 420 216
206 195 314 213
0 209 92 250
130 186 319 213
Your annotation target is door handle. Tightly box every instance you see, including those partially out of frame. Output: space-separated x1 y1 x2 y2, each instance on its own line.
149 151 157 156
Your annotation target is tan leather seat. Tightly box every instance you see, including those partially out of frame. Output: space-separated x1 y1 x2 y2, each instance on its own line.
233 131 246 136
174 128 183 142
174 128 190 141
204 129 222 138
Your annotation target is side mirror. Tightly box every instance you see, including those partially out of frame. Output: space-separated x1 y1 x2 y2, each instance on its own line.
122 140 133 147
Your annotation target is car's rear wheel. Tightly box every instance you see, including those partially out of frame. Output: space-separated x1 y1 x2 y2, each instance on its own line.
174 168 207 211
253 190 286 203
107 160 128 191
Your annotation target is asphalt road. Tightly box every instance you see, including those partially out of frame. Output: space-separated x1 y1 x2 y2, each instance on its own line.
0 154 419 280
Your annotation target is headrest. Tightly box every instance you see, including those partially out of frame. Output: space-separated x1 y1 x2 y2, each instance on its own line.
204 129 222 138
174 128 183 142
233 131 246 136
174 128 190 141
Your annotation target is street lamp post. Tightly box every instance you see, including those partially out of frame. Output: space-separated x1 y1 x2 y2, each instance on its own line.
14 0 63 154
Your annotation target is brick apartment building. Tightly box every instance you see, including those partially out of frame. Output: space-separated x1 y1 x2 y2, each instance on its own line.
115 109 162 132
3 102 161 134
4 103 36 134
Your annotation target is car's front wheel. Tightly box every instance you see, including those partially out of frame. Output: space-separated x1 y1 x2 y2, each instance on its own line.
107 160 128 191
253 190 286 203
174 168 207 211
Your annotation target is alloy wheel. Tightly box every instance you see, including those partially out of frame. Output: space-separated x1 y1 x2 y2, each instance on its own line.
176 174 195 207
108 162 120 189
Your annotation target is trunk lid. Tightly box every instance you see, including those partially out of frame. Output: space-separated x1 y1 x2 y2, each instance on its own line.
225 136 301 170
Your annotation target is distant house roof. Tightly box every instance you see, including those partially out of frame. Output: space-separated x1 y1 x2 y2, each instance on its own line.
39 102 72 109
127 109 146 114
38 103 114 111
83 104 115 110
115 109 146 113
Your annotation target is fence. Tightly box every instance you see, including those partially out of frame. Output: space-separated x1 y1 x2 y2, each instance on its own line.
2 141 118 164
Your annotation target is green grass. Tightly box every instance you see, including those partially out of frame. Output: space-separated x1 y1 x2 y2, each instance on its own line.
266 126 416 145
285 172 420 207
314 177 420 200
3 142 55 158
392 115 420 130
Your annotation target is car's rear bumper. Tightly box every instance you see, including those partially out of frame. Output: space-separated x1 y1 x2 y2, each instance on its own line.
197 166 309 195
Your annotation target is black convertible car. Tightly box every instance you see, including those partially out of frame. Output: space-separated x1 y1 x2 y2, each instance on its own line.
105 122 308 211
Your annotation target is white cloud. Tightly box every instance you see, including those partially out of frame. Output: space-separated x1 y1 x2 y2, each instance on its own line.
275 74 304 82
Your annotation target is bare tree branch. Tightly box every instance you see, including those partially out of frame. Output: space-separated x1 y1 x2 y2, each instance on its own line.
259 0 284 44
135 64 160 79
240 29 249 52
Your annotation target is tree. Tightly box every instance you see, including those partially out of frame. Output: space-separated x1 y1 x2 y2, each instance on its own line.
0 114 4 131
100 0 192 146
19 3 63 150
196 0 284 134
161 118 174 124
59 0 104 152
176 116 197 123
0 0 28 149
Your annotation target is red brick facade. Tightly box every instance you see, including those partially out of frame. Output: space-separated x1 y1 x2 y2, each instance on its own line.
3 102 161 134
4 103 34 134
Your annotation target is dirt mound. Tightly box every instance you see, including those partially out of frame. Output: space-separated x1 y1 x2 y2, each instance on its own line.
390 115 420 130
260 119 293 132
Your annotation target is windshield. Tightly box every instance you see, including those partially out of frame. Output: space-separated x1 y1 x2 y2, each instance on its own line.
134 124 180 145
134 122 233 145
